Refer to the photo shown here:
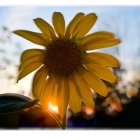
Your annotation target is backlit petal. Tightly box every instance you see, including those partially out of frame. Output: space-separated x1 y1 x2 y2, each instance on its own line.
57 77 70 118
81 31 115 43
32 66 48 99
49 75 60 104
40 75 55 106
74 72 94 107
52 12 65 37
65 12 84 38
20 49 45 63
72 13 97 38
80 36 121 50
19 55 44 71
34 18 56 40
82 52 120 67
68 76 82 113
84 63 117 83
17 63 42 82
13 30 46 46
80 66 109 97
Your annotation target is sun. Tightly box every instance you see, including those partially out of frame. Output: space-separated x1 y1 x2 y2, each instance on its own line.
48 102 59 113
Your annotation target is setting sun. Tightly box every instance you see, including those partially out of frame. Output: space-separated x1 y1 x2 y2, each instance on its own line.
48 102 59 113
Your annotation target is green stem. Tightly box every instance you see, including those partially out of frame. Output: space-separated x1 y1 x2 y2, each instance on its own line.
61 115 66 129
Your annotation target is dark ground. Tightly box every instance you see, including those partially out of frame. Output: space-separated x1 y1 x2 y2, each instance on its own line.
68 97 140 129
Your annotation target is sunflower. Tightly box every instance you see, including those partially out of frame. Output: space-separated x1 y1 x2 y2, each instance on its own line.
13 12 121 121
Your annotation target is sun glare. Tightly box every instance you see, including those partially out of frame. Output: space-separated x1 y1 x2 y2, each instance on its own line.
48 102 59 113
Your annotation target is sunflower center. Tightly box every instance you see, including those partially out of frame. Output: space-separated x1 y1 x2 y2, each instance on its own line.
44 38 81 76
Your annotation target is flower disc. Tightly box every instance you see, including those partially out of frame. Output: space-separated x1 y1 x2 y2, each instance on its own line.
45 38 82 76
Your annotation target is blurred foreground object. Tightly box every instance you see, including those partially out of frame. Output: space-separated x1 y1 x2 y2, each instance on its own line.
0 93 60 128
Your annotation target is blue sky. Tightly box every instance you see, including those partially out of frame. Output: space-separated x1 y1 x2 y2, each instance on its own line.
0 6 140 66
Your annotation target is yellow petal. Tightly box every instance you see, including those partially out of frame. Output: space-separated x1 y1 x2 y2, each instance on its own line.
69 75 82 99
49 75 60 104
72 13 97 38
68 76 82 113
34 18 56 40
19 55 44 71
52 12 65 37
40 75 55 106
17 63 42 82
65 12 84 38
80 36 121 50
13 30 46 46
57 77 70 118
20 49 45 63
32 66 48 99
80 66 108 97
82 52 120 67
74 72 94 107
81 31 115 43
84 63 117 83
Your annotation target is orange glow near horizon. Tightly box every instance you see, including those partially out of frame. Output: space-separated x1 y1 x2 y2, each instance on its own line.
48 102 59 113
